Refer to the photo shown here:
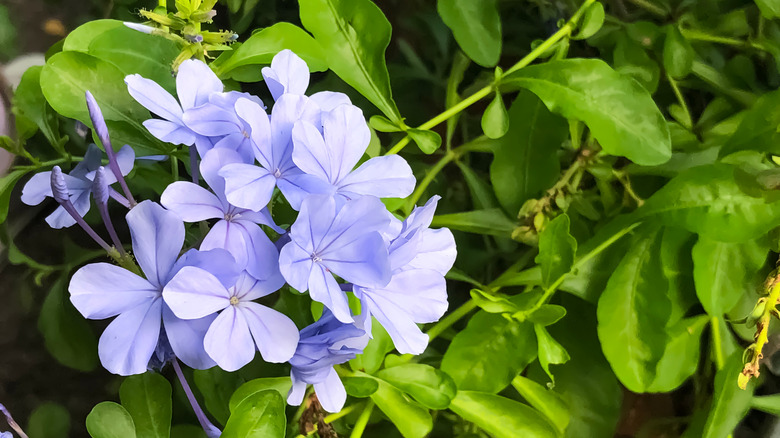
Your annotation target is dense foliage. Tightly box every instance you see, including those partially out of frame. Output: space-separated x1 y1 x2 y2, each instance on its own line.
6 0 780 437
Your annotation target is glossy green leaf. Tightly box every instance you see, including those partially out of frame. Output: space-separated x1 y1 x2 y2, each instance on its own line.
27 402 70 438
664 26 694 78
490 90 566 216
62 19 123 52
221 390 286 438
481 93 509 139
720 88 780 157
119 373 172 438
369 115 402 132
470 289 518 314
456 161 499 210
352 318 394 374
37 276 98 372
573 2 605 40
702 353 755 438
505 59 671 166
449 391 558 438
0 169 30 225
86 402 136 438
638 164 780 242
511 376 569 435
441 304 537 393
614 35 660 93
536 214 577 289
299 0 401 122
343 376 380 397
756 0 780 19
528 305 567 326
597 223 672 392
437 0 501 67
375 364 457 410
228 377 292 413
213 22 327 79
431 208 515 237
194 367 244 426
534 325 570 385
12 66 65 153
647 315 708 392
692 237 768 316
370 379 432 438
407 128 442 154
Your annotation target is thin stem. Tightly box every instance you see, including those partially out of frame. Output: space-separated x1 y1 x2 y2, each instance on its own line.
97 203 126 256
385 0 596 156
171 155 179 182
667 74 692 129
680 28 767 52
426 299 478 342
62 200 113 254
109 188 131 209
349 401 375 438
325 403 360 423
0 403 29 438
172 359 221 438
711 316 725 370
625 0 668 16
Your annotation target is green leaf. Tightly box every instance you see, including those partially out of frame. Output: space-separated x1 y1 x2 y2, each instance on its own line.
505 59 671 166
170 425 207 438
756 0 780 19
573 2 605 40
228 377 292 413
470 289 518 314
119 373 172 438
40 52 149 132
692 237 768 316
613 35 660 93
638 164 780 242
193 367 245 426
343 376 379 397
431 208 515 237
534 325 570 385
752 394 780 415
664 26 694 78
86 402 136 438
370 379 432 438
702 352 755 438
63 19 123 52
490 90 566 216
369 115 402 133
221 390 286 438
353 318 394 374
437 0 501 67
441 303 537 393
37 276 98 372
406 128 442 154
0 169 30 224
597 223 672 392
27 402 70 438
449 391 558 438
456 161 499 210
647 315 708 392
527 305 567 326
12 66 65 154
481 93 509 139
88 26 179 93
375 364 457 409
536 214 577 289
720 88 780 157
213 22 327 79
511 376 569 435
299 0 401 122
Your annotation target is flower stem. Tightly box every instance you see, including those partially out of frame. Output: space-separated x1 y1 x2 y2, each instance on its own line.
0 403 29 438
426 299 477 342
625 0 668 16
172 359 221 438
349 401 375 438
711 316 725 370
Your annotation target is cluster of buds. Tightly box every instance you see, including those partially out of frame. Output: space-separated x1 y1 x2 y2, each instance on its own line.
739 270 780 389
126 0 237 69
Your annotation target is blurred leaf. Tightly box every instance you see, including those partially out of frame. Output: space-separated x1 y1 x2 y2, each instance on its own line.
299 0 401 122
573 2 605 40
119 373 172 438
213 23 327 79
720 88 780 157
0 169 30 224
86 402 136 438
456 161 498 210
370 379 432 438
490 90 566 216
481 93 509 139
756 0 780 19
12 66 65 154
228 377 292 413
194 367 245 426
536 214 577 289
27 402 70 438
222 390 286 438
449 391 558 438
437 0 501 67
702 353 755 438
170 425 207 438
511 376 569 435
375 364 457 409
431 208 515 236
614 35 660 93
664 26 694 78
505 59 671 166
647 315 708 392
38 276 98 372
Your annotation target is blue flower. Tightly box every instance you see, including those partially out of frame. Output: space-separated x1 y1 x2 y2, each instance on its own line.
125 59 223 156
21 144 134 228
278 194 392 323
262 50 353 110
291 104 415 202
161 147 283 281
287 309 369 413
163 269 298 371
68 200 238 375
354 196 456 354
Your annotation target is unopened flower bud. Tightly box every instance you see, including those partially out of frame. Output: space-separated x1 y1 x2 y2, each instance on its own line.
50 166 70 204
93 167 110 205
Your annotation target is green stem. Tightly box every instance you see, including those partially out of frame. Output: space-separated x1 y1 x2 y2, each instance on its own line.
667 74 692 129
349 401 375 438
625 0 668 16
427 299 478 342
325 403 359 424
385 0 596 156
711 316 725 370
681 29 767 52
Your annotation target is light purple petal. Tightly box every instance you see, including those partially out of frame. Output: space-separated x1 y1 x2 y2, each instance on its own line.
270 94 321 167
220 163 276 212
69 263 158 319
125 74 182 122
213 133 255 164
238 208 285 233
126 200 184 287
309 91 351 112
45 187 92 229
403 195 441 236
183 103 240 137
21 171 52 205
240 302 299 362
291 121 332 182
338 155 415 199
287 378 307 406
163 304 217 370
201 220 249 269
161 181 224 222
309 264 353 323
164 266 232 319
312 368 346 413
234 98 273 169
239 221 286 286
200 147 243 201
171 248 240 289
278 241 314 292
407 228 457 275
324 232 390 289
320 195 391 254
322 105 370 181
177 59 224 111
262 49 310 100
116 145 136 176
98 298 163 376
142 119 196 146
204 306 255 372
276 173 330 210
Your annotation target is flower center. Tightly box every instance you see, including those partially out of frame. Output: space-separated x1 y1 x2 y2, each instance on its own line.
273 168 282 178
310 252 322 263
242 130 250 138
229 296 240 306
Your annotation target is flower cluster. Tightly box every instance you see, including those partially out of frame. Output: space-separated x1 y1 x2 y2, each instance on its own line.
23 50 456 413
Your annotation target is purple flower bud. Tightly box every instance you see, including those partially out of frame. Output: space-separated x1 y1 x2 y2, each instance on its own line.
85 91 112 153
93 167 110 205
50 166 70 204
